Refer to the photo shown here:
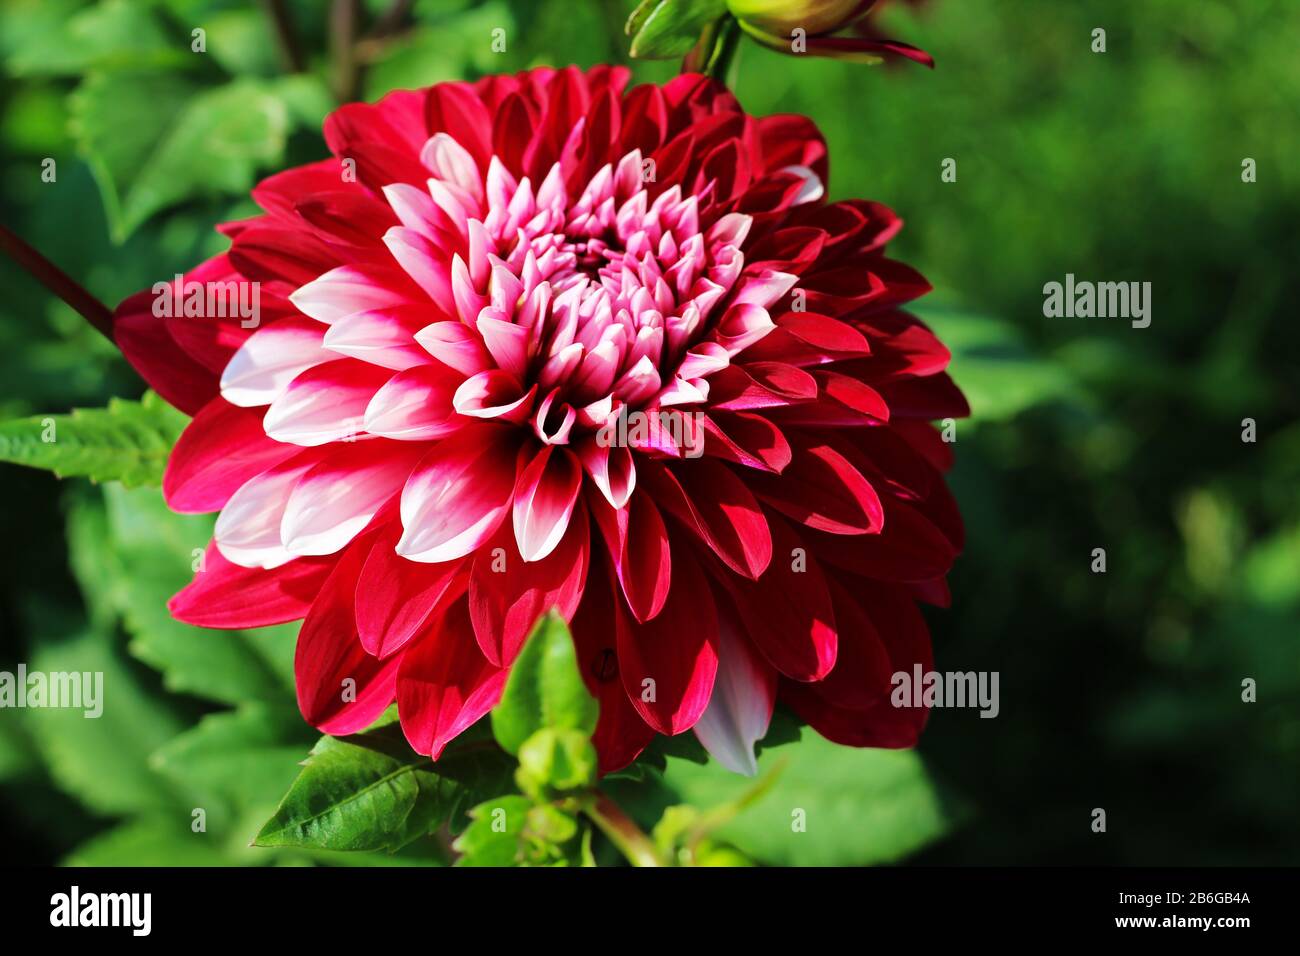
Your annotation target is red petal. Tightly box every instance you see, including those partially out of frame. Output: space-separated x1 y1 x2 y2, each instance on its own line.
782 581 933 748
747 435 884 535
396 599 507 758
169 543 332 629
163 398 298 514
723 515 837 681
469 497 589 667
701 410 791 473
295 533 401 735
877 372 970 420
614 544 718 735
569 558 656 773
354 520 466 658
113 291 219 415
809 495 959 582
588 486 671 623
641 459 772 579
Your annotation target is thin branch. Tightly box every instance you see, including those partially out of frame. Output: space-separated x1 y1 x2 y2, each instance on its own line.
0 223 114 343
330 0 362 104
583 792 663 867
365 0 415 41
260 0 305 73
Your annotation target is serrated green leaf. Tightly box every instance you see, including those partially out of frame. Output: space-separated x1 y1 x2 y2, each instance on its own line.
629 0 726 59
490 611 598 755
0 392 186 487
68 485 296 706
254 726 454 853
453 795 532 866
71 74 289 241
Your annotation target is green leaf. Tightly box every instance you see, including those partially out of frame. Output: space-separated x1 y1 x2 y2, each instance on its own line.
68 485 296 706
203 9 282 77
629 0 726 59
270 75 335 132
71 74 289 242
64 816 240 867
625 0 662 36
0 714 38 783
916 305 1082 424
661 734 963 866
2 0 185 78
0 392 186 487
150 704 313 824
453 795 532 867
490 611 599 755
22 630 188 816
254 717 461 853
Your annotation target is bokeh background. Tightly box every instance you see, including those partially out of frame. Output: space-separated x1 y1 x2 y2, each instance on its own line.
1 0 1297 865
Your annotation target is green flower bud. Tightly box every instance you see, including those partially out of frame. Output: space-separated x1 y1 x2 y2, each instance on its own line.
726 0 874 37
515 727 598 798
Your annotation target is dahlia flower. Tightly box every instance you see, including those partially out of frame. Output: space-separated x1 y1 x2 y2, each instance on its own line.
114 66 966 775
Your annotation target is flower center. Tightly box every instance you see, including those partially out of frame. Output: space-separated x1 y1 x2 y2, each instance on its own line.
432 147 754 439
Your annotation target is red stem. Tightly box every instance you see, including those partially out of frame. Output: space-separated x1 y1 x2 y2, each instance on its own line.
0 223 114 343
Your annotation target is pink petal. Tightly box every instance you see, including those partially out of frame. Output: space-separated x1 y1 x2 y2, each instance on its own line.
414 320 493 375
322 304 442 371
475 314 531 380
281 442 424 557
382 227 456 316
452 369 535 424
220 316 333 408
363 364 464 439
396 425 520 563
213 453 321 569
163 398 299 514
289 265 417 324
263 360 394 446
511 444 582 562
576 436 636 510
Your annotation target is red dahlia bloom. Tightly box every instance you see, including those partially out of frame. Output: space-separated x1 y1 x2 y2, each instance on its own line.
114 66 967 775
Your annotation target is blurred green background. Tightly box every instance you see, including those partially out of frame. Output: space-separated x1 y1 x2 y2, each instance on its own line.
1 0 1297 865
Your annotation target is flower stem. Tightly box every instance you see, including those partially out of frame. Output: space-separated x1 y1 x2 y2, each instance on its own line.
705 17 742 84
0 223 114 343
583 792 663 867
